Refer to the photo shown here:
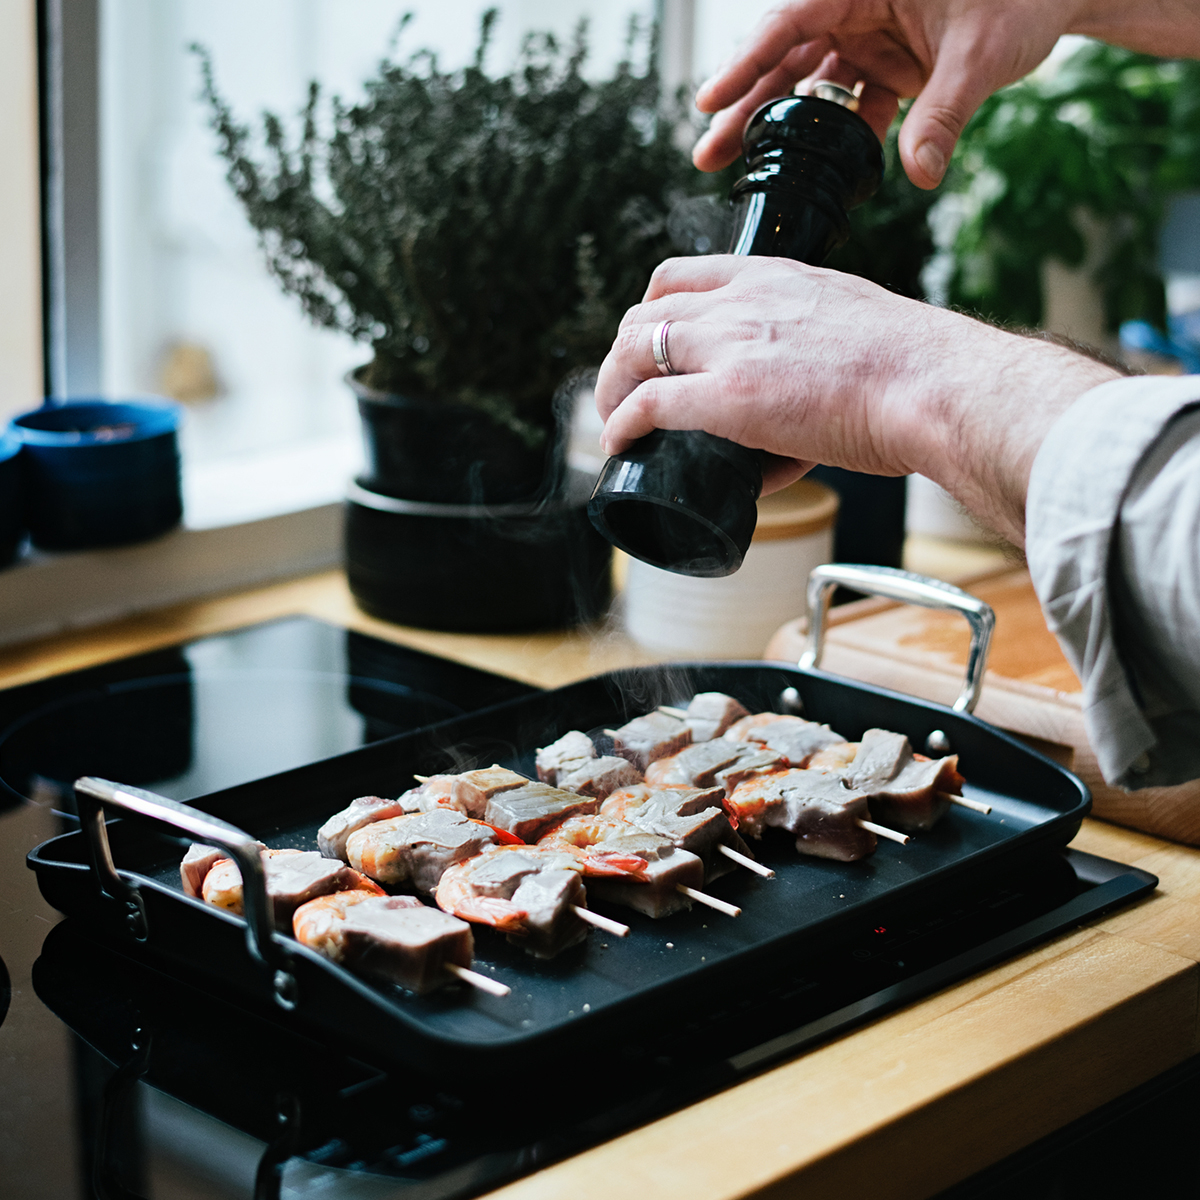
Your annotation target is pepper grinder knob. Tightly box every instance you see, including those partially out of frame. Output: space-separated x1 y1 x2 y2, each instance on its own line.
587 88 883 578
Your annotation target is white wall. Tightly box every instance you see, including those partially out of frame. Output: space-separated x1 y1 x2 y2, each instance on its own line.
0 0 44 420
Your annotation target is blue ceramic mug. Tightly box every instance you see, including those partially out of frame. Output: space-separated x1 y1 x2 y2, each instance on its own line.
0 427 24 566
12 399 183 551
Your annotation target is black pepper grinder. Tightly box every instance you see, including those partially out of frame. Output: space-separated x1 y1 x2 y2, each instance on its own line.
587 83 884 577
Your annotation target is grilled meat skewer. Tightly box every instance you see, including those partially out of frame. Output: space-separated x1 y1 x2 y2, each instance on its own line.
200 847 383 926
292 891 506 996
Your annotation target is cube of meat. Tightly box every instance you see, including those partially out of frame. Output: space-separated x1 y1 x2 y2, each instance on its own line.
724 712 794 741
536 730 596 785
601 784 726 822
485 782 599 842
435 845 588 958
180 840 265 898
845 730 964 831
346 809 498 893
645 740 745 788
587 833 706 918
201 848 383 926
608 711 692 772
398 765 528 819
750 719 846 767
714 747 786 795
557 755 643 800
293 892 474 994
318 795 407 861
507 867 589 958
683 692 750 741
292 890 424 960
766 770 876 861
622 797 755 883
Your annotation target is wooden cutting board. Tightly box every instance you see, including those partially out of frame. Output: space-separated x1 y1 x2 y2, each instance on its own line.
765 567 1200 846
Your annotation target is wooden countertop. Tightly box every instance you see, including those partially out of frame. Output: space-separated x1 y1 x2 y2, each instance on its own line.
2 570 1198 1200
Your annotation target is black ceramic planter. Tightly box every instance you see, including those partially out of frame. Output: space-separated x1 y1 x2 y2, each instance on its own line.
345 470 612 633
350 373 548 505
13 400 182 551
0 428 25 567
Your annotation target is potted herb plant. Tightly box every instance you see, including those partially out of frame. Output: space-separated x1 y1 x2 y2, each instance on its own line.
197 14 714 632
940 43 1200 334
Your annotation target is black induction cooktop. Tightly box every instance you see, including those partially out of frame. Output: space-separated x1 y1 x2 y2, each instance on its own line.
0 615 536 813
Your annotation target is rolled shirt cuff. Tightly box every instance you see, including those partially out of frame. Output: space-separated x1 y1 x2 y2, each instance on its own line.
1026 374 1200 787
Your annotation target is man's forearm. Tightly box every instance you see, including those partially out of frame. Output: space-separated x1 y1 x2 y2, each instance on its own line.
896 316 1124 546
1071 0 1200 57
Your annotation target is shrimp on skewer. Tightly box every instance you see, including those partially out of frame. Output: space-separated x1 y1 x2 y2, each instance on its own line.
292 891 506 996
345 809 502 894
599 787 765 882
539 814 653 878
400 765 528 820
435 845 592 958
537 815 720 919
201 848 383 927
180 840 265 898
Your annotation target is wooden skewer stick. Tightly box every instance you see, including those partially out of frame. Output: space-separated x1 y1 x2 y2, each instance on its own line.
658 705 688 719
949 794 993 815
413 774 432 784
856 818 911 846
603 729 621 739
444 962 511 997
717 844 775 878
676 884 741 917
573 905 630 937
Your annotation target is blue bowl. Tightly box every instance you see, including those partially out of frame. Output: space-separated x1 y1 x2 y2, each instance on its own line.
0 427 24 566
13 399 183 551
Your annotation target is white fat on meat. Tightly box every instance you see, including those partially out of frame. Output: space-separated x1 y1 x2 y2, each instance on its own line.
683 692 750 741
536 730 597 785
201 848 381 926
345 808 498 893
293 892 474 994
317 795 407 861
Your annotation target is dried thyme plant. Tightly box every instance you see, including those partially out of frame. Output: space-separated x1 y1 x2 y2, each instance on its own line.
195 13 712 447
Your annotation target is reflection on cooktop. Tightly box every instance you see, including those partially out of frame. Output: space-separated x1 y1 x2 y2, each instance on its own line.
0 616 536 810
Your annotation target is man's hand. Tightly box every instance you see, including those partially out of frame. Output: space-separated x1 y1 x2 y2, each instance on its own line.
595 256 1121 545
692 0 1200 189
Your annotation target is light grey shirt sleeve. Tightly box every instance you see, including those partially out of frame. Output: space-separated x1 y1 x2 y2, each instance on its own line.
1026 375 1200 789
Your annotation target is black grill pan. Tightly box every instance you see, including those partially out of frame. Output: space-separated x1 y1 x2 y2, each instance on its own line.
27 568 1091 1081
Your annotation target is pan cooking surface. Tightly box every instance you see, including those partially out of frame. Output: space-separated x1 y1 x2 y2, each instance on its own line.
32 660 1089 1064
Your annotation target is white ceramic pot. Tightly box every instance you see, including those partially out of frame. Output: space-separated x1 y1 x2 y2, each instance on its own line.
622 478 838 658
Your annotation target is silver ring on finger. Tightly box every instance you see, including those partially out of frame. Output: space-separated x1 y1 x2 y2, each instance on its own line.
652 319 679 377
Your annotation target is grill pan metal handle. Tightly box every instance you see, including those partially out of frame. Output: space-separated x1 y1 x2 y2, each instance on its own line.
800 564 996 715
74 776 298 1010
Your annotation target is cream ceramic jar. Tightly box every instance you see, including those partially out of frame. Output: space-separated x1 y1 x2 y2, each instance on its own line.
622 478 839 658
